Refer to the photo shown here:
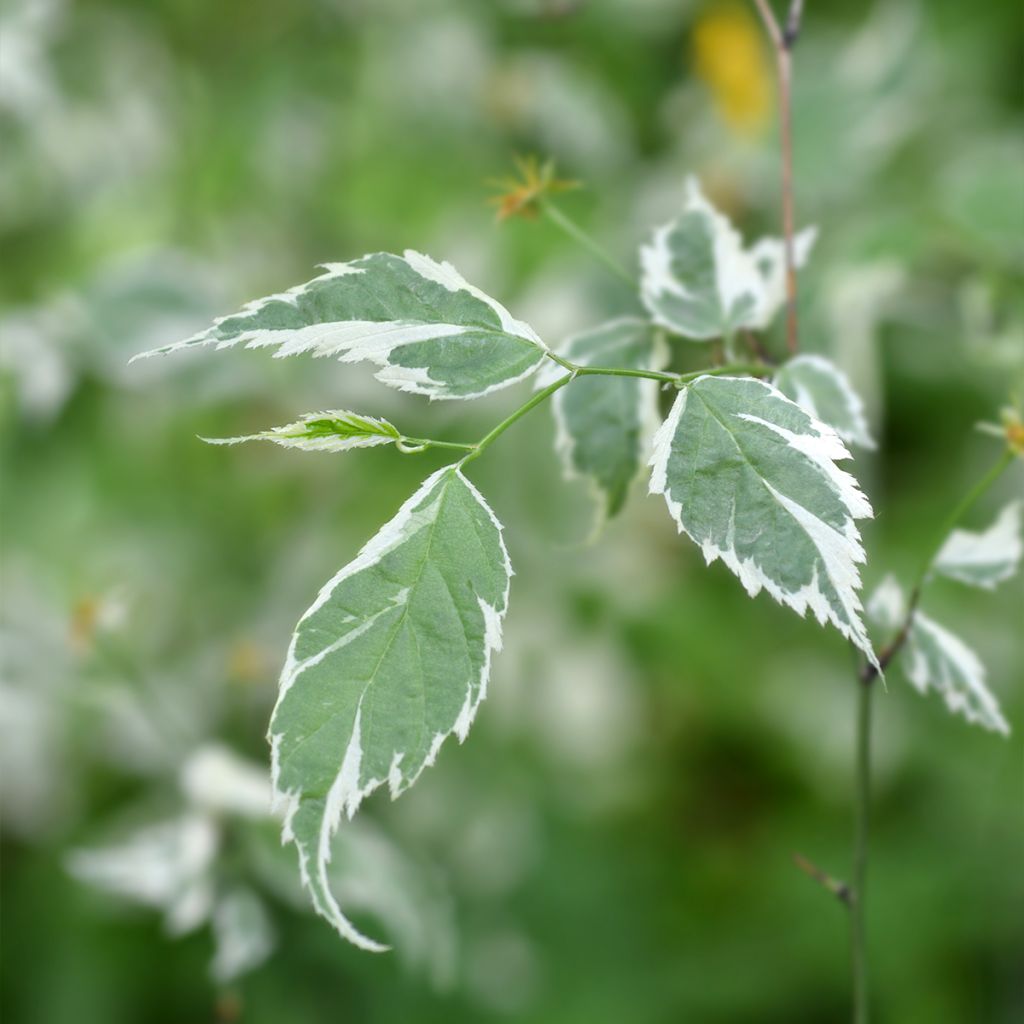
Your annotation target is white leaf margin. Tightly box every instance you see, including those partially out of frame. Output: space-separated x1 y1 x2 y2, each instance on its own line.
129 250 548 401
866 574 1011 736
269 465 512 952
773 353 876 449
905 611 1010 736
934 500 1023 590
649 376 877 665
201 410 400 453
640 175 816 338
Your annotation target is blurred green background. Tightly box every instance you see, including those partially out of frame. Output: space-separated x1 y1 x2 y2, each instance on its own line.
2 0 1022 1021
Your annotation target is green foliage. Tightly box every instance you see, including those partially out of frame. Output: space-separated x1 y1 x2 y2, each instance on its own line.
639 176 814 340
548 318 666 519
270 466 510 947
139 175 893 940
133 252 548 400
204 410 401 452
774 354 875 450
649 374 875 662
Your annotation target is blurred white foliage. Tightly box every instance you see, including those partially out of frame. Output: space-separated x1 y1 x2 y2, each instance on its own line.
0 298 79 421
0 570 76 836
382 15 492 121
210 887 277 984
329 822 458 988
0 249 229 422
68 813 220 935
0 0 62 117
180 744 273 819
958 278 1024 370
493 52 633 169
821 262 905 435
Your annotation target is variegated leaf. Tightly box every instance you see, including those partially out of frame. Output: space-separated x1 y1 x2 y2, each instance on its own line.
270 465 511 950
202 410 400 453
934 501 1023 589
774 354 875 449
550 318 668 519
907 612 1010 735
865 575 1009 735
640 176 815 340
650 375 876 662
131 251 548 400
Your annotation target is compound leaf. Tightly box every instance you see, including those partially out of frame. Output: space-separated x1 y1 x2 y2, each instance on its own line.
549 318 668 519
640 176 815 340
203 410 401 453
131 251 548 400
270 465 511 950
934 501 1023 590
650 375 876 662
774 354 875 449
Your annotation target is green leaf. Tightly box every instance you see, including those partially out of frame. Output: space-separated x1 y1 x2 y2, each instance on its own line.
202 410 401 453
640 176 815 340
131 251 548 400
270 466 511 950
934 501 1023 590
650 375 876 662
774 354 875 449
549 318 668 519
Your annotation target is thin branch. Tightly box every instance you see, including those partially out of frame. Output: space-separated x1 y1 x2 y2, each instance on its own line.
784 0 806 47
460 360 771 465
792 852 852 906
851 676 872 1024
540 199 635 287
850 445 1016 1024
750 0 804 355
859 448 1016 686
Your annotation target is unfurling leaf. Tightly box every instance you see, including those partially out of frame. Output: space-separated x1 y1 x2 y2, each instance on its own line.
549 318 668 519
649 376 876 662
865 575 1010 735
774 354 875 449
640 176 815 340
131 252 548 400
934 501 1023 590
270 466 511 950
203 410 400 453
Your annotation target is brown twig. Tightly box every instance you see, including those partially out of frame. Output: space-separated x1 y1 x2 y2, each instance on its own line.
750 0 805 355
793 852 852 906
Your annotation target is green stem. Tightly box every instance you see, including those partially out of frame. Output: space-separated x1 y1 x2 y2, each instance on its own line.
851 676 872 1024
460 373 575 465
573 360 769 386
460 359 771 467
398 437 477 454
850 445 1016 1024
540 200 635 287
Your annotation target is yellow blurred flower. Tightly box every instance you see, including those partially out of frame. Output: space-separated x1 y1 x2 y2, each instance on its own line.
692 3 774 137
